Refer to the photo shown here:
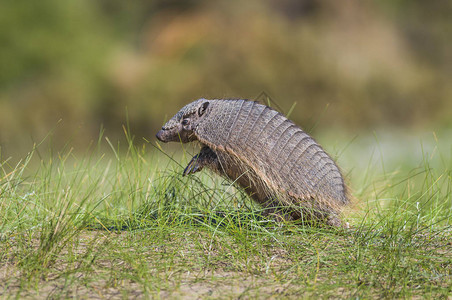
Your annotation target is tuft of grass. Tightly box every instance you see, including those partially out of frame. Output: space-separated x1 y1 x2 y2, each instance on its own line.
0 132 451 298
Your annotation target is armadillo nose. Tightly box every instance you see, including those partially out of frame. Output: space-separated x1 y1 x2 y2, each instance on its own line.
155 129 166 142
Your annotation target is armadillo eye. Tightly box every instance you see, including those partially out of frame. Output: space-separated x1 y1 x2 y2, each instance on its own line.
181 119 190 126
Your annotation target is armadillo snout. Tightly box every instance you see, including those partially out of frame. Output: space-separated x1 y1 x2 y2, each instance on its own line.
155 129 169 142
156 128 190 143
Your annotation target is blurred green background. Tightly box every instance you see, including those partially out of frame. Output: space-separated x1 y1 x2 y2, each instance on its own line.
1 0 451 157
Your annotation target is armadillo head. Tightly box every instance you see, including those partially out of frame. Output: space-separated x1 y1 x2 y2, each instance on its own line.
156 99 210 143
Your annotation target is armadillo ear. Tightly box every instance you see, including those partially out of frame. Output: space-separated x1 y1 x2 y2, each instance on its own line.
198 101 209 116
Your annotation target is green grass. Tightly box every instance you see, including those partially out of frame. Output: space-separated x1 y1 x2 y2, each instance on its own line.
0 132 451 299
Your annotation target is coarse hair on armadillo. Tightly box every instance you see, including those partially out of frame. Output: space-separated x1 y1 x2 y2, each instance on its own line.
211 133 346 220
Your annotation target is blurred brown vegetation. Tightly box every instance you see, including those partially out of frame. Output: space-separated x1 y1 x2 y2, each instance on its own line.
1 0 451 156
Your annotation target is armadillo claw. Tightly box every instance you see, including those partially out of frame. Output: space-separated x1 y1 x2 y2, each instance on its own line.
183 157 201 176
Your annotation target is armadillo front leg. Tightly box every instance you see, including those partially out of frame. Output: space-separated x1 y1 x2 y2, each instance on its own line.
183 146 219 176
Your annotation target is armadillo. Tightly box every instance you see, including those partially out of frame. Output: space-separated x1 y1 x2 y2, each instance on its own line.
156 99 349 227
